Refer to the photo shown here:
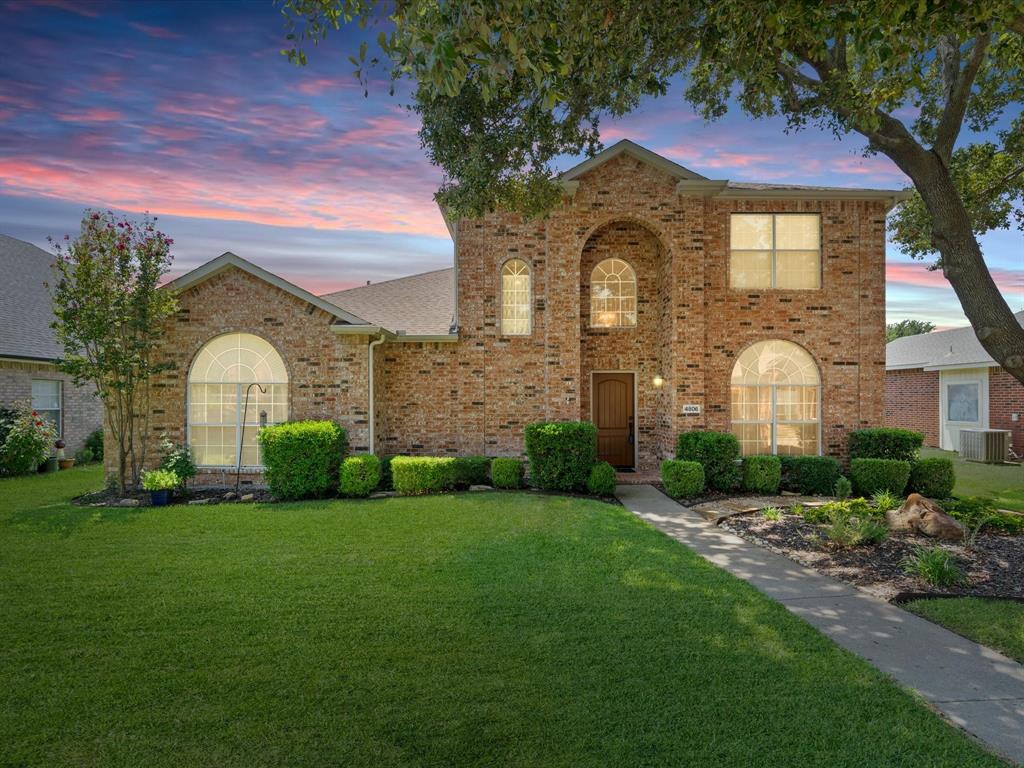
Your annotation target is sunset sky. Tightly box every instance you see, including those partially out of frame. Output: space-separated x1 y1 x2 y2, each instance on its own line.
1 0 1020 328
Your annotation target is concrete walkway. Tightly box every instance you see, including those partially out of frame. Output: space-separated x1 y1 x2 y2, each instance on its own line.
617 483 1024 765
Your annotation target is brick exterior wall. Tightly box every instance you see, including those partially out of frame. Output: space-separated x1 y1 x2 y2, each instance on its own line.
884 368 941 447
0 360 102 454
990 367 1024 455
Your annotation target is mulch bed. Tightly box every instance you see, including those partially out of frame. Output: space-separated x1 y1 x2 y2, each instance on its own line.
74 486 274 507
720 511 1024 601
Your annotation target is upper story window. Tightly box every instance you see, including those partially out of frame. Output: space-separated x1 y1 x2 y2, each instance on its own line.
591 258 637 328
730 213 821 290
31 379 61 437
500 259 531 335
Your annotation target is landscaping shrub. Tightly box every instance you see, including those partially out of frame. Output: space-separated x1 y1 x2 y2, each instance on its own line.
258 420 347 500
943 496 1024 535
742 455 781 494
0 406 17 449
848 427 923 462
378 455 399 491
391 456 456 495
490 457 524 489
158 439 196 487
908 457 956 499
453 456 491 488
339 454 381 498
84 428 105 461
661 459 704 499
762 506 783 521
870 489 902 514
779 455 841 495
803 498 875 524
524 421 597 491
849 458 911 497
834 476 852 499
675 431 739 491
587 461 616 496
74 447 95 464
903 545 966 587
0 404 56 477
823 513 888 549
141 468 179 491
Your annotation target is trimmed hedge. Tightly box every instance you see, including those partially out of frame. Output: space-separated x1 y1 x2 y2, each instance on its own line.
848 428 923 462
779 456 841 496
524 421 597 492
378 455 399 491
742 455 781 494
850 458 911 496
339 454 381 498
908 457 956 499
391 456 456 495
453 456 491 488
490 457 524 489
675 431 740 492
587 461 617 496
661 460 704 499
259 420 347 500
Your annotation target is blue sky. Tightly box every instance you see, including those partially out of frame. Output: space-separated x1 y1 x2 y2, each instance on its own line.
1 0 1020 325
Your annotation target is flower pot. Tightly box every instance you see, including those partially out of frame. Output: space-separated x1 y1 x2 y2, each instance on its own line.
58 458 75 470
41 457 59 473
149 489 171 507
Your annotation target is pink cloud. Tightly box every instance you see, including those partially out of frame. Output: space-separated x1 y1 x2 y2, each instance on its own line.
6 0 98 16
887 261 1024 295
295 77 359 96
129 22 182 40
55 107 123 123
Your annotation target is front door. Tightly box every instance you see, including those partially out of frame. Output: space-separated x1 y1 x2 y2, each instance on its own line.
593 372 635 468
940 368 989 451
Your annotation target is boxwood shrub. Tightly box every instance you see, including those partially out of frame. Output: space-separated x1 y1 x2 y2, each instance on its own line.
259 420 347 500
377 454 399 491
391 456 456 495
848 427 923 462
908 457 956 499
779 456 841 496
661 460 705 499
524 421 597 491
849 458 911 496
742 455 781 494
453 456 491 488
339 454 381 498
675 431 740 491
587 461 617 496
490 457 524 489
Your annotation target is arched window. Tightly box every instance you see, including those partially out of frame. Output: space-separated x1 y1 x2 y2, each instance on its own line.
730 340 820 456
591 258 637 328
500 258 531 335
188 333 288 467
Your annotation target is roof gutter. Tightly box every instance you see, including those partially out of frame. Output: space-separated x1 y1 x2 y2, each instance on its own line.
675 180 912 212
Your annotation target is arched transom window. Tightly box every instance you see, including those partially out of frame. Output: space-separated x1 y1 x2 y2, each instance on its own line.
730 340 820 456
500 258 531 335
591 258 637 328
188 333 288 467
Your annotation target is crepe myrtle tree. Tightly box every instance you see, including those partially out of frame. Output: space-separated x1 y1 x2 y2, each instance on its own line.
49 211 178 493
279 0 1024 383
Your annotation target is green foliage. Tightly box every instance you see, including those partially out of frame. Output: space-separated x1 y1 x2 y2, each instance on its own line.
0 402 56 477
742 455 781 494
660 460 705 499
850 459 911 497
141 468 179 492
834 476 852 500
803 498 876 524
943 496 1024 535
74 448 95 464
848 428 923 462
258 420 347 500
490 457 524 489
84 429 104 461
0 406 17 449
675 431 740 492
822 513 888 550
390 456 456 495
779 456 841 496
870 490 902 514
886 320 935 343
377 454 398 491
523 421 597 492
908 458 956 499
903 546 967 588
761 506 783 521
452 456 491 488
339 454 381 498
586 461 616 496
158 439 196 486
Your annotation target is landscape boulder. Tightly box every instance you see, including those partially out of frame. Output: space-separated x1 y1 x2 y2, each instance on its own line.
885 494 966 540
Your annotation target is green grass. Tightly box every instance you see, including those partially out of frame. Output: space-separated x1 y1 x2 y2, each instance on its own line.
0 466 1006 767
906 598 1024 664
922 447 1024 512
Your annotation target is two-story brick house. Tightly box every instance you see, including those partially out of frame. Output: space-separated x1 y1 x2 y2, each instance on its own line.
129 141 905 482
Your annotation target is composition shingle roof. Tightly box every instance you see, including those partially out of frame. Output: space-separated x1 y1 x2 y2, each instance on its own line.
322 268 455 336
0 234 63 361
886 311 1024 370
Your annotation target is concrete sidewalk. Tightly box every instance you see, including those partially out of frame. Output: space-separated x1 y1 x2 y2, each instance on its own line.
617 483 1024 765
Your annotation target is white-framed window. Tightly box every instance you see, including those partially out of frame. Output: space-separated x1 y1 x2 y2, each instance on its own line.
730 213 821 289
31 379 62 437
946 382 980 422
187 333 288 467
500 258 531 335
591 258 637 328
730 339 821 456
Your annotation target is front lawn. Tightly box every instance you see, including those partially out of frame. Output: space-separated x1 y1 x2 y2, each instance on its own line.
922 446 1024 512
0 467 1005 767
906 597 1024 664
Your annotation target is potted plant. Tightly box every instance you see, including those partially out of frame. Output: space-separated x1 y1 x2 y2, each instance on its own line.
141 468 180 507
42 440 59 474
55 439 75 470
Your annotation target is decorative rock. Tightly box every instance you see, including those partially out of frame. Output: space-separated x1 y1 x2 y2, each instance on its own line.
222 491 239 501
469 484 493 491
885 506 921 532
239 493 255 502
918 507 967 540
188 498 212 505
886 493 966 540
118 498 140 507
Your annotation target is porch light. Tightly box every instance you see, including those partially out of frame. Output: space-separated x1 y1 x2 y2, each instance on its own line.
652 375 665 388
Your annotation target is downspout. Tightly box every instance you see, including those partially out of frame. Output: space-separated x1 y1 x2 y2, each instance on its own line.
367 332 386 454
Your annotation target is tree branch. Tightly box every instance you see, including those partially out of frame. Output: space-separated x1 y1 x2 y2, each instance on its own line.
933 34 990 163
1009 15 1024 35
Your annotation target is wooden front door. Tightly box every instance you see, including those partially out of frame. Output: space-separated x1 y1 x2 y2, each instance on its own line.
593 373 635 468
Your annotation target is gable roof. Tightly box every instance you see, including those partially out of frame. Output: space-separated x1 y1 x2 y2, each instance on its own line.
168 252 373 327
886 311 1024 370
322 268 455 337
0 234 63 362
560 139 707 182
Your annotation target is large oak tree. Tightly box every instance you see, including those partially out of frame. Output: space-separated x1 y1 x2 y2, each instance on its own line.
280 0 1024 383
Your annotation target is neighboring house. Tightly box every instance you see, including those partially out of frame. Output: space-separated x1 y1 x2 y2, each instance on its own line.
886 313 1024 453
126 140 905 482
0 234 103 453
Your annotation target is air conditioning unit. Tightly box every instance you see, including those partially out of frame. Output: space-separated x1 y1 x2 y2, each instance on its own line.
959 429 1011 463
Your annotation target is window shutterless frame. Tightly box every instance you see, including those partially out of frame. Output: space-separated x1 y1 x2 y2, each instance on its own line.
30 379 62 438
186 382 288 469
499 258 532 336
729 213 822 290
